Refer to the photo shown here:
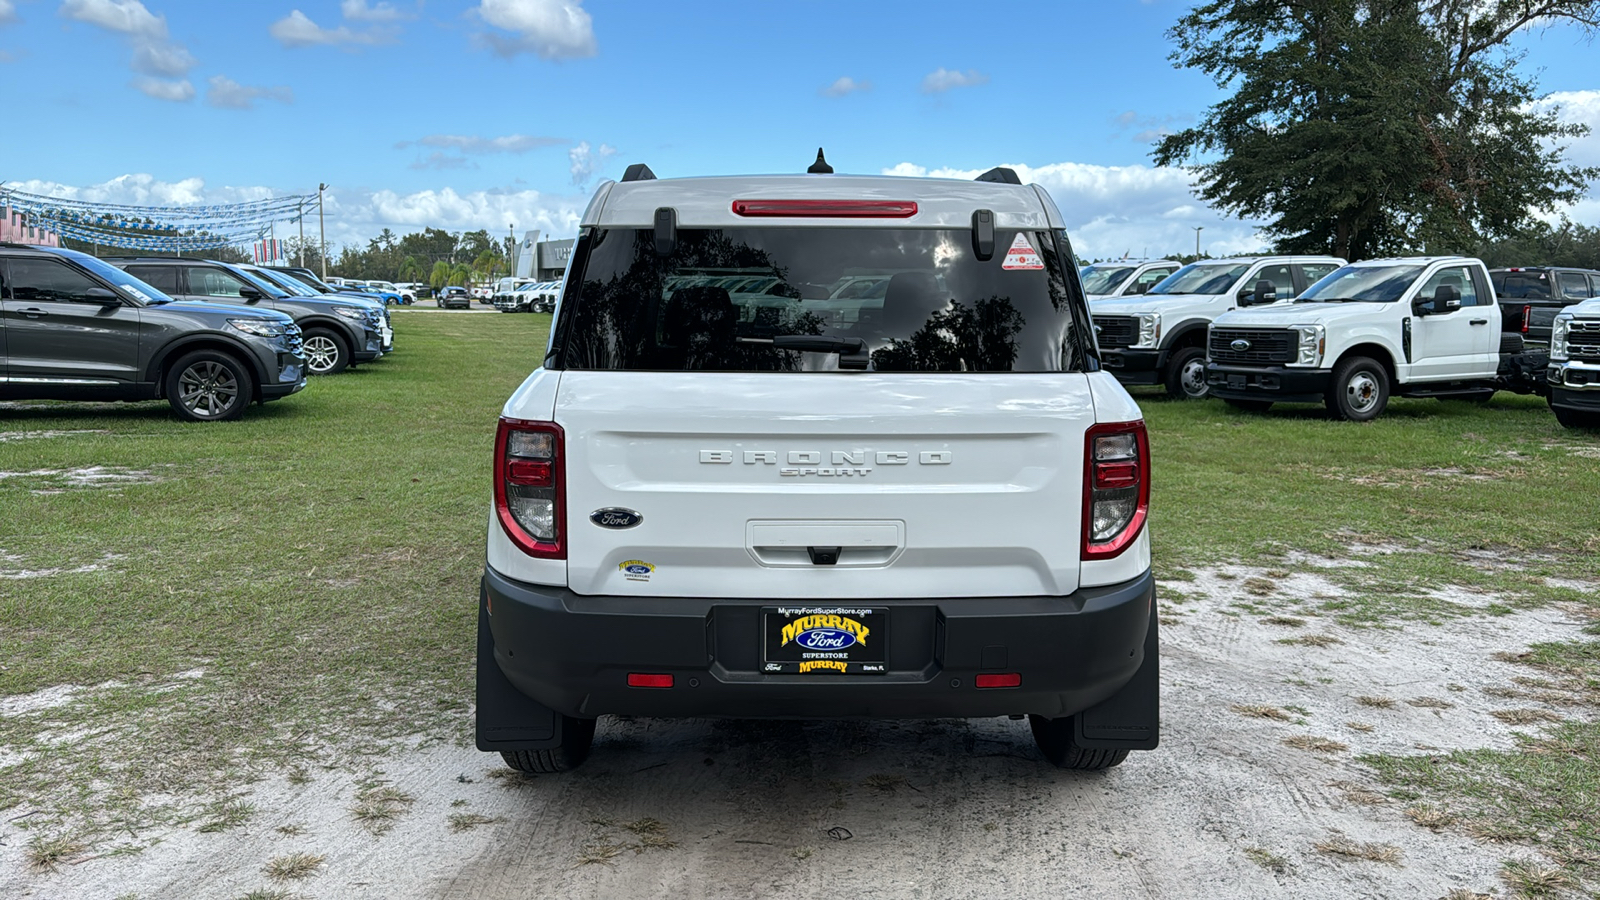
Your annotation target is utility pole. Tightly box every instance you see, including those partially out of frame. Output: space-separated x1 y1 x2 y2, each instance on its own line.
297 199 305 267
1193 226 1204 258
318 183 329 280
508 222 515 276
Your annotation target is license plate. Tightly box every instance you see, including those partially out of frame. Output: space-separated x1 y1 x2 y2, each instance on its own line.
1227 374 1246 389
762 606 887 675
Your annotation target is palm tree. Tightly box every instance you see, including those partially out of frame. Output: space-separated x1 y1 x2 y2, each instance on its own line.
399 255 424 285
429 260 451 293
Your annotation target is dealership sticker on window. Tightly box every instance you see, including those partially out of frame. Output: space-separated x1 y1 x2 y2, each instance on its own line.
1001 233 1045 271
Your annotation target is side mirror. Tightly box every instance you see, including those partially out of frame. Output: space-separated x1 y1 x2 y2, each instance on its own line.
85 287 122 307
1254 279 1278 305
1435 284 1460 310
238 286 263 301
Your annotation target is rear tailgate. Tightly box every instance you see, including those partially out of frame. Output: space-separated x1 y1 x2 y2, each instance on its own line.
555 371 1095 600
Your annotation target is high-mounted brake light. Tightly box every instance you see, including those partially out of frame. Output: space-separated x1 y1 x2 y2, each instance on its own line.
731 199 918 218
1082 420 1150 560
494 418 565 559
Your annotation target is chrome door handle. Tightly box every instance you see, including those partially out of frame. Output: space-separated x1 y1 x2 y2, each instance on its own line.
1469 319 1488 325
18 308 49 318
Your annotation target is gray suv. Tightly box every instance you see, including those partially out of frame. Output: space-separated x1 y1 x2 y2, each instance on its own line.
107 257 384 375
0 244 306 421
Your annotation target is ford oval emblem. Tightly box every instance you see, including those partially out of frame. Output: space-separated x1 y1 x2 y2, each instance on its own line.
795 628 858 651
590 508 643 529
1230 339 1252 352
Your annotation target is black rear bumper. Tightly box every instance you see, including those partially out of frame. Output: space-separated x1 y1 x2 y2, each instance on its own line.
481 567 1155 723
1206 362 1330 404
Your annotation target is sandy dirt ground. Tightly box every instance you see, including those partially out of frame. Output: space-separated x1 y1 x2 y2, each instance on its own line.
2 561 1593 900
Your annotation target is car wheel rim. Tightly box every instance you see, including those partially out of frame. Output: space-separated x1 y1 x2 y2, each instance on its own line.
177 361 238 418
1346 371 1379 412
1181 359 1208 397
304 335 339 373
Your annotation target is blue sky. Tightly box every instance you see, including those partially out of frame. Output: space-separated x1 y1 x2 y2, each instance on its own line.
2 0 1596 257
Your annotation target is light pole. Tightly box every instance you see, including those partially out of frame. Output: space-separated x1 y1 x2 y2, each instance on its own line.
297 199 305 267
508 222 515 277
318 183 329 280
1193 226 1204 258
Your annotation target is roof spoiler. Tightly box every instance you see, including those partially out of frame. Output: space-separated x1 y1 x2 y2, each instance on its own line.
975 167 1022 185
620 164 656 183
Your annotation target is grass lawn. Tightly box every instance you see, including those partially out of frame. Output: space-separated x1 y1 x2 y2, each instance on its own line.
1 311 1597 877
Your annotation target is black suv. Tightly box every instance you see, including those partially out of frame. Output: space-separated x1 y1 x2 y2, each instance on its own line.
106 257 384 375
0 244 306 421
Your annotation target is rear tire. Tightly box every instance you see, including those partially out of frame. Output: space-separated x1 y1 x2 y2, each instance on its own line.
1326 356 1388 421
1552 405 1600 431
1029 715 1129 770
1163 346 1210 400
499 717 596 773
1224 398 1273 413
302 328 349 376
164 350 253 422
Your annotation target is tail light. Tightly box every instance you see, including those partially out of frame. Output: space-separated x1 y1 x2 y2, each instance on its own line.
1082 420 1150 560
1522 306 1531 334
494 418 565 559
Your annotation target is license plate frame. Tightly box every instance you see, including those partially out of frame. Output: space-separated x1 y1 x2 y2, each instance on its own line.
1227 373 1246 389
762 606 887 675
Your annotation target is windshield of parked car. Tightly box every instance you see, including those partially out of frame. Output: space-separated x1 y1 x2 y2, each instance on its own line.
1296 264 1424 303
66 252 176 305
219 265 291 299
248 267 317 297
1147 262 1250 296
557 226 1087 373
1079 264 1137 295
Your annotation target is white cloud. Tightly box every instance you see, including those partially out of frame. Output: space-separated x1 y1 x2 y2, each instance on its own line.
60 0 166 39
206 75 293 110
402 134 567 154
1532 89 1600 169
130 41 194 76
0 0 16 24
7 174 587 249
883 160 1269 259
477 0 596 59
410 152 479 171
59 0 197 98
269 9 389 47
821 76 869 98
131 76 194 102
920 67 988 94
340 0 413 22
568 140 616 184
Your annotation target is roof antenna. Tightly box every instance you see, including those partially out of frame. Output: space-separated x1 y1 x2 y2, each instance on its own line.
807 148 834 174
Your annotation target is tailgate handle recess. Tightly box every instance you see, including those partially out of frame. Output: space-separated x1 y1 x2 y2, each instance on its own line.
748 521 904 568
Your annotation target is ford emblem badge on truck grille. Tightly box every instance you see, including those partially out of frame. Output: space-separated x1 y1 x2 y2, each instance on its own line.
1230 339 1252 352
591 508 643 529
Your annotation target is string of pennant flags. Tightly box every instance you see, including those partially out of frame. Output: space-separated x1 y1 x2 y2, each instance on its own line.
0 185 319 252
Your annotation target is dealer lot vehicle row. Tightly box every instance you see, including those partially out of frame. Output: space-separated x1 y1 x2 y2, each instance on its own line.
1090 252 1589 430
0 244 403 421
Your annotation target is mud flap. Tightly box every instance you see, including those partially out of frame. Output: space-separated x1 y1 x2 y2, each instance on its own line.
475 583 569 752
1072 608 1159 750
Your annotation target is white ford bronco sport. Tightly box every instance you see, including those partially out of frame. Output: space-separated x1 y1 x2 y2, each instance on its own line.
1091 255 1344 400
1207 256 1548 421
476 158 1158 773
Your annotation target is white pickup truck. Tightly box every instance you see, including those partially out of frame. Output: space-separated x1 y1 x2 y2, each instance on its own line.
1080 259 1181 302
1207 256 1547 421
1091 255 1344 399
474 161 1159 774
1548 297 1600 430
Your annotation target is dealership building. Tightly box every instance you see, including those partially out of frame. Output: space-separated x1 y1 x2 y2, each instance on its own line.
514 232 575 281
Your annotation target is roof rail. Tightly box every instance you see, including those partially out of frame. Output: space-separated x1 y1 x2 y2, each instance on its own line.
975 167 1022 185
620 164 656 183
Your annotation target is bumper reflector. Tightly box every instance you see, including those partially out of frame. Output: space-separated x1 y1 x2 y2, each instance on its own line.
627 673 674 688
975 673 1021 689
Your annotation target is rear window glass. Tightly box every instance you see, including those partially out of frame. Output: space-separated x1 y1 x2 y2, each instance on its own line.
1492 272 1550 299
555 227 1085 373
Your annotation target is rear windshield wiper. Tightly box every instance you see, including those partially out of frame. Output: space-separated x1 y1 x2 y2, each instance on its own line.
769 335 871 370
